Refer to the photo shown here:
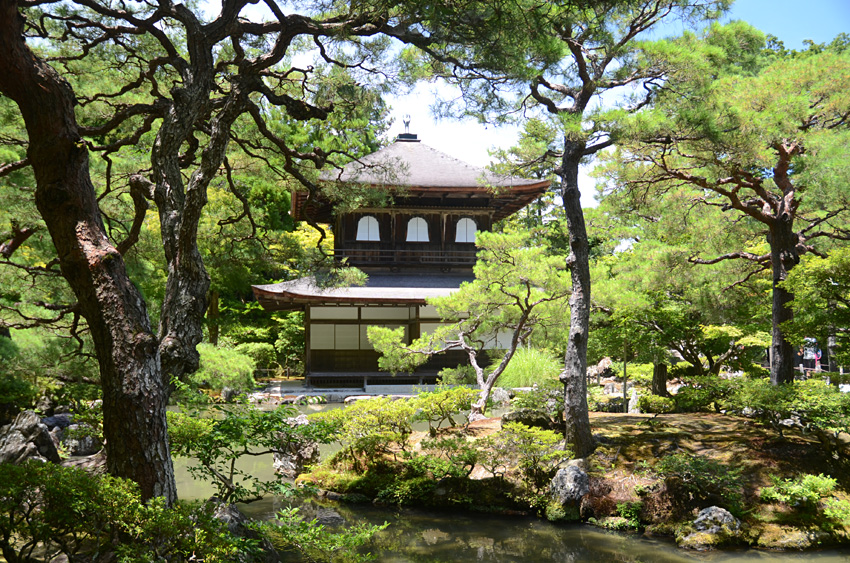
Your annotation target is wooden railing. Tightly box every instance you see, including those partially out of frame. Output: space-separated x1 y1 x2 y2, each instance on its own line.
332 248 477 267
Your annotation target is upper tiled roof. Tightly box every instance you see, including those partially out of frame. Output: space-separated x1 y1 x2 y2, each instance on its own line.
293 135 550 222
320 137 544 189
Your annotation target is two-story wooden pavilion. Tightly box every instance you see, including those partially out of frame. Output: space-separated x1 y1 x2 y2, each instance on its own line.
252 133 549 387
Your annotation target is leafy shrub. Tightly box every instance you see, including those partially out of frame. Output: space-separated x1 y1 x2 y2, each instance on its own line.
234 342 278 371
411 386 479 434
653 453 743 514
0 373 38 422
616 501 644 529
823 498 850 527
0 461 251 562
309 397 416 471
168 404 316 503
673 376 739 413
264 507 387 563
437 364 477 385
498 347 561 388
478 422 570 495
637 394 676 414
272 311 305 375
418 435 479 479
726 378 850 437
191 343 256 392
760 473 837 510
609 363 654 387
511 380 564 422
587 388 624 413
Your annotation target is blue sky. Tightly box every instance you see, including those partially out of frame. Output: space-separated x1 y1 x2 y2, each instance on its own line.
387 0 850 205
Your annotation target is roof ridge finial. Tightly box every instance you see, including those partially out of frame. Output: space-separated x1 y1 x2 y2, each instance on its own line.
403 114 411 134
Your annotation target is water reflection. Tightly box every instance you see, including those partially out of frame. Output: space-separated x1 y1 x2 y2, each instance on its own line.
237 500 850 563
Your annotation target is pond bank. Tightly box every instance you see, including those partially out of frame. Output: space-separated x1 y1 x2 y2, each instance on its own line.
295 410 850 552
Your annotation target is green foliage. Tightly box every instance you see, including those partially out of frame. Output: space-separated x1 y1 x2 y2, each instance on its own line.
498 347 562 388
673 376 739 413
478 422 570 496
615 501 644 530
0 334 18 361
191 343 256 392
637 394 676 414
653 453 743 514
263 507 387 563
234 342 278 371
410 386 479 434
168 404 313 503
760 473 837 510
309 397 416 470
511 380 565 422
726 378 850 437
417 435 479 479
610 363 654 387
823 498 850 527
0 462 251 562
3 330 100 387
0 373 38 420
437 364 476 385
273 311 306 375
783 248 850 366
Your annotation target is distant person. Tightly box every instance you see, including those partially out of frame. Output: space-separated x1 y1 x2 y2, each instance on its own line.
803 337 818 371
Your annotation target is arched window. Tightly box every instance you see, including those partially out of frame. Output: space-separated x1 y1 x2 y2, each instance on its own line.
455 217 477 243
406 217 429 242
356 216 380 241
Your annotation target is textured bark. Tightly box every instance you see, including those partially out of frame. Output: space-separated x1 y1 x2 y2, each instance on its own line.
768 215 798 385
651 362 669 397
0 0 176 502
559 145 594 458
150 20 248 381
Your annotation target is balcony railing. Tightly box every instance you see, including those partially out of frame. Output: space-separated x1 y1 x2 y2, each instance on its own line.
332 248 477 267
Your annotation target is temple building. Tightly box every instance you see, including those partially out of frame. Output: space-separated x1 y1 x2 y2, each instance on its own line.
251 132 549 387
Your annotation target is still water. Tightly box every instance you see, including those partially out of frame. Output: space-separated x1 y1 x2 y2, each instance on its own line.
174 404 850 562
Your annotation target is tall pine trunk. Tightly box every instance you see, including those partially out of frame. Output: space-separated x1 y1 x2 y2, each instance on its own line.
559 145 594 457
0 1 176 503
768 215 798 385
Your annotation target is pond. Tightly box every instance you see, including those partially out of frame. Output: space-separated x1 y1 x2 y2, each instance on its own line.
173 403 850 562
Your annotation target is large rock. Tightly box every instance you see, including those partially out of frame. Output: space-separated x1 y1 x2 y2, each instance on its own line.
587 357 614 380
546 465 589 522
490 387 511 406
549 465 590 505
501 408 551 430
0 410 61 464
210 500 281 563
273 415 320 479
42 413 73 430
678 506 742 550
63 424 103 457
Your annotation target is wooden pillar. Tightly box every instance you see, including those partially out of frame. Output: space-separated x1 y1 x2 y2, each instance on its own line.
304 305 312 375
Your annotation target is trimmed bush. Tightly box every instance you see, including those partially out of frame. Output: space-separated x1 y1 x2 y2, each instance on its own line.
637 394 676 414
191 343 256 392
234 342 278 370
